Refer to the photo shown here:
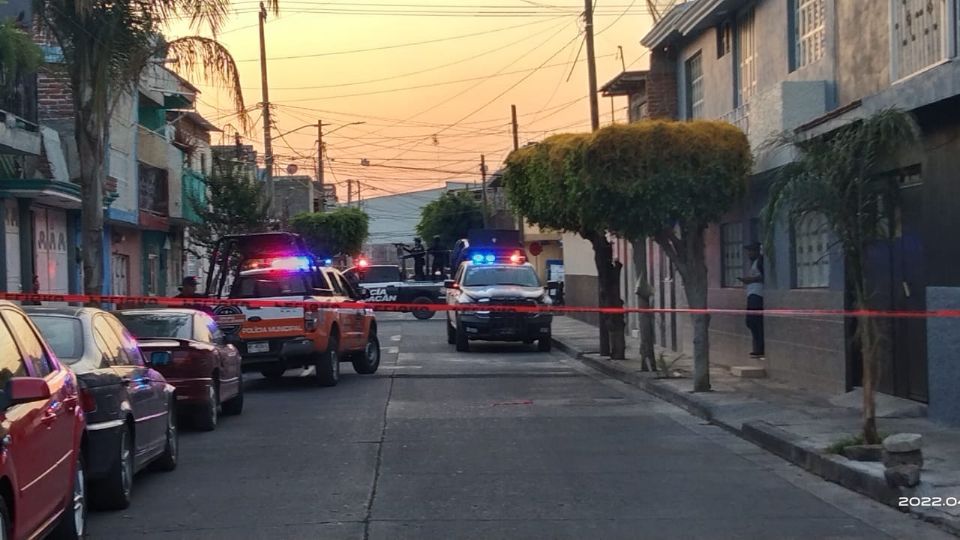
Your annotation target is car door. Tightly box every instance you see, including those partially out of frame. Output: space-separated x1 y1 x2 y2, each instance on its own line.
0 309 75 532
201 314 241 401
94 316 165 458
446 264 466 329
329 269 363 350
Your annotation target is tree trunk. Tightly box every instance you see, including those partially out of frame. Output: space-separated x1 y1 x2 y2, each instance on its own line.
859 312 881 444
630 238 656 371
588 232 625 359
74 67 106 298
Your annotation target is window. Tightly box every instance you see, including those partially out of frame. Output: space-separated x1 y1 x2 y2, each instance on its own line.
3 311 53 377
794 0 826 68
230 272 310 298
355 266 403 284
794 213 831 288
717 20 732 58
721 223 744 287
325 270 346 295
105 315 146 366
892 0 950 80
736 7 757 105
93 316 131 366
685 51 705 119
0 318 27 391
463 266 540 287
30 316 84 363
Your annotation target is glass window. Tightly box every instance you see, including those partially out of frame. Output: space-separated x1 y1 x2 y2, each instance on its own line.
93 316 131 365
891 0 948 79
231 271 310 298
463 266 540 287
355 266 402 284
736 7 757 105
720 223 744 288
30 316 84 363
117 313 193 340
685 51 704 119
91 329 113 368
325 270 346 295
104 315 145 366
794 213 831 288
0 318 27 391
333 272 360 299
794 0 825 69
717 20 732 58
3 311 53 377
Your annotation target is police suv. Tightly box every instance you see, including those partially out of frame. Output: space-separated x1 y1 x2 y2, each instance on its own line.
445 250 557 352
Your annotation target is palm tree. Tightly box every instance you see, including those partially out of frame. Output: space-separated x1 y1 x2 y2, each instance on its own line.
763 108 919 444
0 18 42 96
32 0 271 295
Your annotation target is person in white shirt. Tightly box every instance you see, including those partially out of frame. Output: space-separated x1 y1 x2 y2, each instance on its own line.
738 242 764 357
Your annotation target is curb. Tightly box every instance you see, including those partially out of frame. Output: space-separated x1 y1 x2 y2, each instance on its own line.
553 335 960 536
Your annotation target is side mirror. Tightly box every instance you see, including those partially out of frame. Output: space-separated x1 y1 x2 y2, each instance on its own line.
149 351 172 367
385 285 399 296
547 281 559 291
443 280 457 289
6 377 52 405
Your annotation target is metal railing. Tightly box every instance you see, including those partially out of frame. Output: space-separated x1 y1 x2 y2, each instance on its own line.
719 102 750 135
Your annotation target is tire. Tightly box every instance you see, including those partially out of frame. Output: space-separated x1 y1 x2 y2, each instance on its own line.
193 383 219 431
260 365 285 380
538 336 552 352
446 318 456 345
152 403 179 472
352 333 381 375
315 332 340 387
411 297 436 320
0 495 11 540
455 322 469 352
222 374 244 416
49 453 86 539
91 425 133 510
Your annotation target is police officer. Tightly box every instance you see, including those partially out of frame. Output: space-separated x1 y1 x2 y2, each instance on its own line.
428 235 448 278
176 276 202 298
407 238 426 281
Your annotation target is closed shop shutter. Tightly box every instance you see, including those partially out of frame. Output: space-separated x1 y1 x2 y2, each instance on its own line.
34 207 69 294
4 200 21 292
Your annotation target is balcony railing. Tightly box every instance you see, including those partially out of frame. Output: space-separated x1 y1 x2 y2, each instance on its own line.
719 102 750 135
137 124 169 169
0 109 42 156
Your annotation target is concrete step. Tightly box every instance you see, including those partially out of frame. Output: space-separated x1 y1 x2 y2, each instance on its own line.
730 365 767 378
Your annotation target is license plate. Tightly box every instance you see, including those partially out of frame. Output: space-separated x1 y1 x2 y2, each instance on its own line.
248 341 270 354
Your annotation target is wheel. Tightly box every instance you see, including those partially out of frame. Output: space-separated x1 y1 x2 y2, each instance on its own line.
152 402 179 472
411 297 436 320
0 494 11 540
49 453 86 539
455 322 469 352
222 374 244 416
260 365 285 380
352 333 381 375
193 383 219 431
446 318 456 345
538 336 552 352
91 425 133 510
315 332 340 387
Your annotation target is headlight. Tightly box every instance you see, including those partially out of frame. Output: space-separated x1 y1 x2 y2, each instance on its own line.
458 293 475 304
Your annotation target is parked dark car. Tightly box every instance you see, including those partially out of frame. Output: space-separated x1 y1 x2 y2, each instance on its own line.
116 309 243 431
24 306 178 513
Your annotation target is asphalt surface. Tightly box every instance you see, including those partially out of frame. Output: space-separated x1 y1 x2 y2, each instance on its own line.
87 314 953 539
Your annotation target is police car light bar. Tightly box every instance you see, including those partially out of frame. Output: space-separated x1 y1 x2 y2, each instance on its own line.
470 251 525 264
270 256 313 271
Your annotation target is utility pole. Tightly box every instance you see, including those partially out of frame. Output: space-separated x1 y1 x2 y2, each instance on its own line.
511 104 519 151
317 120 324 211
584 0 600 131
480 154 489 228
258 2 275 213
347 179 353 205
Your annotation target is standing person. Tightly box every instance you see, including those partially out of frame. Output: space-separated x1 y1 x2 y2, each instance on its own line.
738 243 764 357
428 235 448 278
176 276 202 298
407 237 426 281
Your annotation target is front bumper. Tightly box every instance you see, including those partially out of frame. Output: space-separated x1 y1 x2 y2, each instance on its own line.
228 335 318 372
459 313 552 341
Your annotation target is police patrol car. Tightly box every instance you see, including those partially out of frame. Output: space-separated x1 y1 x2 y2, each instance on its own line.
343 259 445 319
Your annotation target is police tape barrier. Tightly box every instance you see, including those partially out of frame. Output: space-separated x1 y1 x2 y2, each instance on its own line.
2 292 960 319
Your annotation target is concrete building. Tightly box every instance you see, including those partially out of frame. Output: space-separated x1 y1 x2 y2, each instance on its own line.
273 175 314 223
579 0 960 424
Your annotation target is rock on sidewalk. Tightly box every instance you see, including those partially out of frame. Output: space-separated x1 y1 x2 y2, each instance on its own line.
883 433 923 453
884 464 921 488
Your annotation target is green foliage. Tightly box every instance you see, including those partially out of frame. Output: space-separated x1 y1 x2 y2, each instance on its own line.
0 19 42 92
415 191 483 247
290 207 370 257
583 120 752 240
188 158 271 255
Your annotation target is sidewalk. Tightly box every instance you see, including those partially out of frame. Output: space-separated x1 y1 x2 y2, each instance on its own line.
551 316 960 536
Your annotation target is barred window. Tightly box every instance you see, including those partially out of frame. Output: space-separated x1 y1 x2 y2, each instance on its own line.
685 51 704 119
721 223 743 287
795 0 825 68
794 213 830 288
892 0 949 79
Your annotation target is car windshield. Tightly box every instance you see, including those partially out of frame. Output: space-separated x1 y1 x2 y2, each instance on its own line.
117 313 193 340
30 316 83 364
231 271 310 298
463 266 540 287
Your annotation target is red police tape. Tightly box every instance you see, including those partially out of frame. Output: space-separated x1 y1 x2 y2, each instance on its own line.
2 292 960 319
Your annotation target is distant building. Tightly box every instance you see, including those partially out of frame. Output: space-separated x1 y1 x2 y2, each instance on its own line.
273 175 314 222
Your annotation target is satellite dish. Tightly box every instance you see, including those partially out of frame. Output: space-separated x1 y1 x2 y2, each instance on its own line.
286 164 298 175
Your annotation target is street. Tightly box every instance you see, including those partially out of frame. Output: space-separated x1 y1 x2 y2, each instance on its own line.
88 315 951 539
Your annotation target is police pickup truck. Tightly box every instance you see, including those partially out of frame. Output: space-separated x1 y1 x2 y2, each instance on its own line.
343 262 444 320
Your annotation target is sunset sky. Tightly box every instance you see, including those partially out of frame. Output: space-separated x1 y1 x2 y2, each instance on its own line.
166 1 659 200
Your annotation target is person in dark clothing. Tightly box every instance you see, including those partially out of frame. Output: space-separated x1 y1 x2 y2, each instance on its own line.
428 235 448 278
176 276 202 298
738 243 765 357
407 238 426 281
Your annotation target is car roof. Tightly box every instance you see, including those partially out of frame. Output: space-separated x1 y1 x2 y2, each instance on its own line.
23 306 103 318
117 308 200 316
462 261 535 269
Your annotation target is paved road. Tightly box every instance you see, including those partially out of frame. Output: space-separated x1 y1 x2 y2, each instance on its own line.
88 315 951 539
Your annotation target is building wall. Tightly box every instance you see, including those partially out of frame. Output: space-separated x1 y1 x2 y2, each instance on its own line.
363 182 472 245
109 226 142 297
835 0 890 105
108 91 140 221
561 231 599 325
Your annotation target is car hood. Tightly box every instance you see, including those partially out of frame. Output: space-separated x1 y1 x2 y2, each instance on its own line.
461 286 544 300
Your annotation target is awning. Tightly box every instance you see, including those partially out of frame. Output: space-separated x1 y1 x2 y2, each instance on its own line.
0 179 82 209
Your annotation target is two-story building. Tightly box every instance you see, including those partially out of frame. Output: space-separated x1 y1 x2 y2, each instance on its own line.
594 0 960 424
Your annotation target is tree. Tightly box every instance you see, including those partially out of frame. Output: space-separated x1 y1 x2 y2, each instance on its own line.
503 134 627 359
763 109 918 443
290 207 370 258
416 191 483 248
187 158 271 255
34 0 262 295
584 120 752 391
0 19 42 93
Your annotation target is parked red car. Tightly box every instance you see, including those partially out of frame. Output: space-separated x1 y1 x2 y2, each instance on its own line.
0 301 86 540
116 309 243 431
